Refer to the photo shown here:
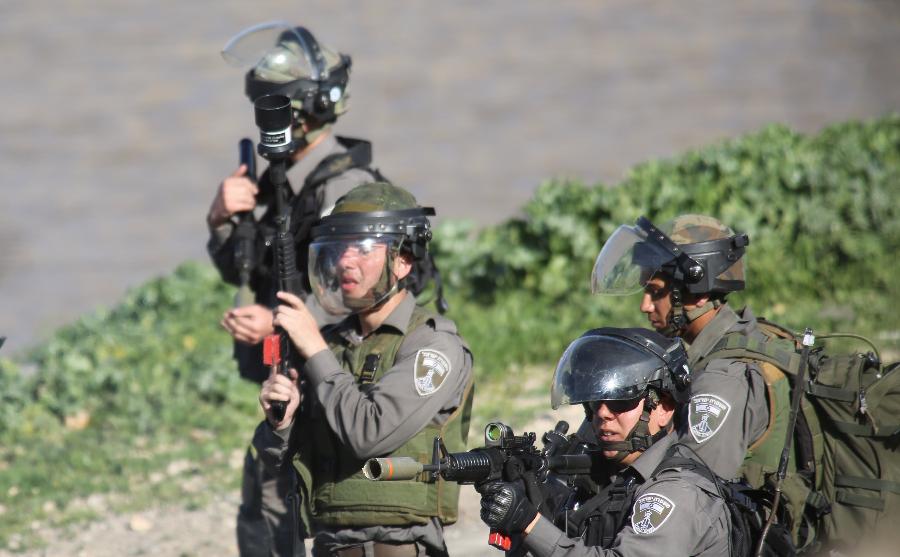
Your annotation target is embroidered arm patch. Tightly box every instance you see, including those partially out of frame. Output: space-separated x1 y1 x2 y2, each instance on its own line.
414 349 452 396
688 394 732 443
631 492 676 534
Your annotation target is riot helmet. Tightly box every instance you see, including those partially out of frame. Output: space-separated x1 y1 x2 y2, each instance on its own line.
222 21 351 128
591 214 749 335
551 328 691 460
308 182 438 316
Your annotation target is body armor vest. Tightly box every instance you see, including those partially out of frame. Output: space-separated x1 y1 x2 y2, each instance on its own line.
294 306 473 529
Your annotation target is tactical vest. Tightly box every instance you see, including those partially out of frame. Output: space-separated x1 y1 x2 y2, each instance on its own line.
294 306 474 529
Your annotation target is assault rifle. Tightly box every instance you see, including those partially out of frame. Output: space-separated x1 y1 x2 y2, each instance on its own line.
363 421 595 551
253 95 304 422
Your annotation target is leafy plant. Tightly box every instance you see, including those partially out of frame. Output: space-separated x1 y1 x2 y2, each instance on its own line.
1 115 898 549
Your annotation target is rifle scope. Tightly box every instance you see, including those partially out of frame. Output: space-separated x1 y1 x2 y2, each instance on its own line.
254 94 294 159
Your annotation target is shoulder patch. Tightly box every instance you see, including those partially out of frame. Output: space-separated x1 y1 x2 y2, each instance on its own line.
688 394 732 443
631 492 676 534
414 349 452 396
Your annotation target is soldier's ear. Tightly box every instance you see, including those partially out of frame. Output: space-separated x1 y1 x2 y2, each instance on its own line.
654 393 677 430
393 252 414 281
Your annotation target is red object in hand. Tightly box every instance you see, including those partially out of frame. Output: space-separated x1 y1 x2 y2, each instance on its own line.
263 334 281 365
488 530 511 550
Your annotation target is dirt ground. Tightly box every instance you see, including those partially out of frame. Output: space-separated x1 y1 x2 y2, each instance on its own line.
2 406 584 557
3 1 900 554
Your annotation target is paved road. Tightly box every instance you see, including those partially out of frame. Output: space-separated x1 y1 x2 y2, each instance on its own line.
1 0 899 354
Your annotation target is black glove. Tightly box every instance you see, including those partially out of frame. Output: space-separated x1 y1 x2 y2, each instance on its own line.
479 480 538 534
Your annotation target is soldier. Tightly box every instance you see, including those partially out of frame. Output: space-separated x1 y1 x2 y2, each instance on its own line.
477 327 734 556
591 215 811 543
206 23 386 557
255 182 474 557
208 22 385 380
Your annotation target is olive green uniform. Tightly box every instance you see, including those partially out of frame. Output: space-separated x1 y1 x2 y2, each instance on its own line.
254 293 474 556
674 304 770 480
524 434 731 556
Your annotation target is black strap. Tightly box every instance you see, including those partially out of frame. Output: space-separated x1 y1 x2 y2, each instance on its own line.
566 472 638 547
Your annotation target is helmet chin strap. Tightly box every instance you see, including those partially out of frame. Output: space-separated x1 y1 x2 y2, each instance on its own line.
592 391 669 463
659 286 720 338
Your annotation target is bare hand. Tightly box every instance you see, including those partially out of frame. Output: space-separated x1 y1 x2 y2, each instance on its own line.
273 291 329 359
206 165 259 228
221 304 275 344
260 367 301 430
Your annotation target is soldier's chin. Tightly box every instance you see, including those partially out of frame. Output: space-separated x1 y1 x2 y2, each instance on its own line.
341 290 377 311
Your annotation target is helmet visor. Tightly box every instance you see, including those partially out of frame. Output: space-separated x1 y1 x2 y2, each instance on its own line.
308 236 402 316
590 224 674 295
550 334 663 409
222 21 324 81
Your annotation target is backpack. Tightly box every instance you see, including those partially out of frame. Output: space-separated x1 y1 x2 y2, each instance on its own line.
707 317 900 551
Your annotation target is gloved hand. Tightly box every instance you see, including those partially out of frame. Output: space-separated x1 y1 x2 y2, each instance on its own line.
479 480 538 534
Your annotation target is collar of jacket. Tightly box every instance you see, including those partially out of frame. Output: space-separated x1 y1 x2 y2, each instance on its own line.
331 292 418 345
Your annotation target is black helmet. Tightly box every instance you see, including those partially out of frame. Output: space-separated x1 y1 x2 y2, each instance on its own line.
551 327 691 409
307 182 441 316
222 21 351 125
551 328 691 460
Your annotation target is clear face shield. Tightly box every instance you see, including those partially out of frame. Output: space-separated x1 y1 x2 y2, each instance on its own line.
308 235 404 316
222 21 335 81
591 223 678 295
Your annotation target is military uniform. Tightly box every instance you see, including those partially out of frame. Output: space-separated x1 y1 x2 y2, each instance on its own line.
525 434 730 557
674 304 770 480
254 293 474 556
208 133 381 557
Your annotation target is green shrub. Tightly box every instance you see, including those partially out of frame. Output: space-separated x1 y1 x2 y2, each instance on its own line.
0 263 259 547
1 115 898 548
434 115 900 375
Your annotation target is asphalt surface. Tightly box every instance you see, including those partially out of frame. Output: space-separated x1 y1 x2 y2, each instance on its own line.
2 0 899 354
